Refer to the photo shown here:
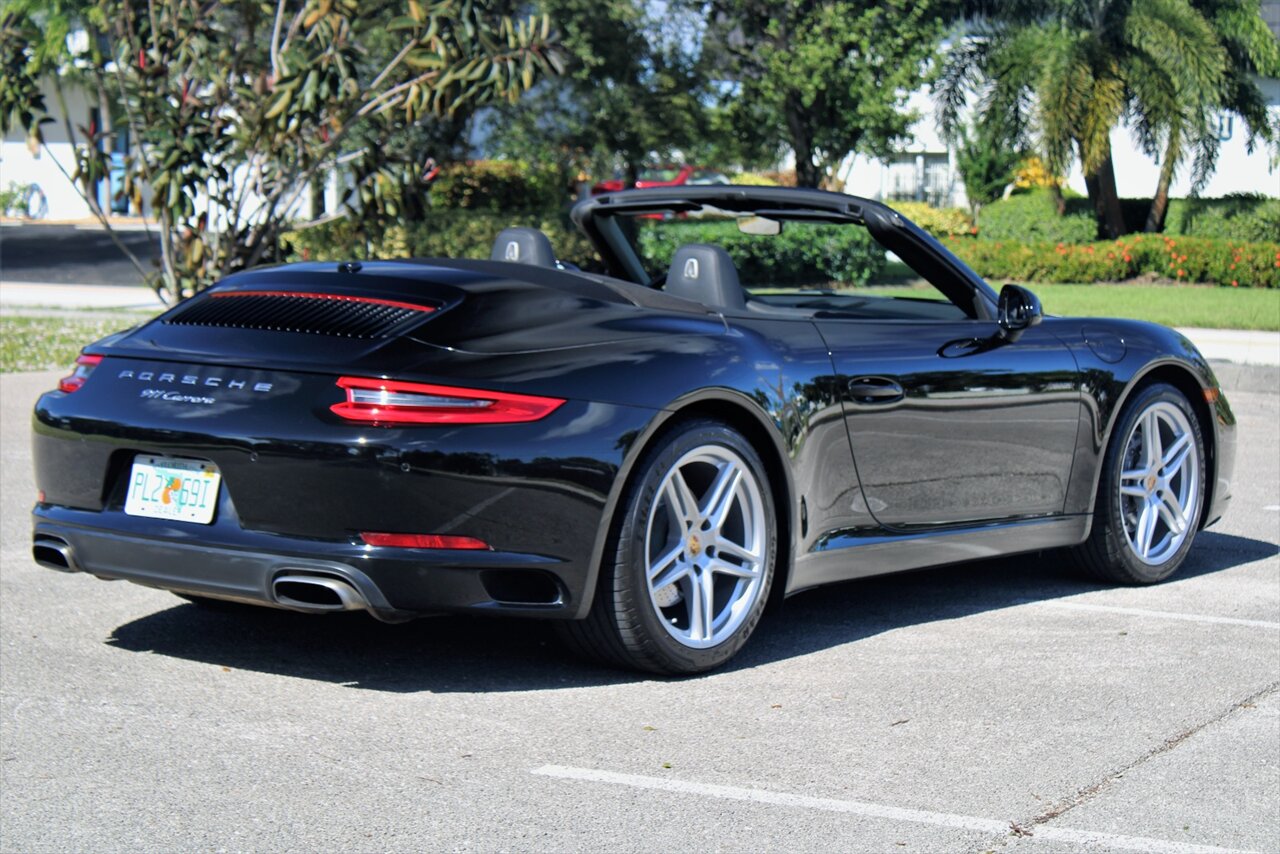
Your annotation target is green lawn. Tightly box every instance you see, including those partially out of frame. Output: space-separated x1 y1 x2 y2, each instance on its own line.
864 283 1280 331
0 314 148 373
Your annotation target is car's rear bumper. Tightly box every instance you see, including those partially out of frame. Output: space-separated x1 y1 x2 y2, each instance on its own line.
33 505 581 621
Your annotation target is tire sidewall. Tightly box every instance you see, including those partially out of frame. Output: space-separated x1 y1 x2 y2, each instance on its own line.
612 421 777 674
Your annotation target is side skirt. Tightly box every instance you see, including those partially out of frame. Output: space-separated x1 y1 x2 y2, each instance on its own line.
788 515 1091 595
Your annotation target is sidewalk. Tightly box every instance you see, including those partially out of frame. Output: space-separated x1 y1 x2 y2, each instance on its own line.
2 279 1278 370
0 281 164 310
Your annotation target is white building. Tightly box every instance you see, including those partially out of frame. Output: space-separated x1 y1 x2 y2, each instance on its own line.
0 82 119 221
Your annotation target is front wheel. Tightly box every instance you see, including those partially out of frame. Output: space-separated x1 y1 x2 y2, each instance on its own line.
1072 383 1205 584
558 420 777 674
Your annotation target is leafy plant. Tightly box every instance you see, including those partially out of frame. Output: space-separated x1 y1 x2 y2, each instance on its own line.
953 118 1021 224
637 219 885 287
1 1 564 299
978 190 1099 244
890 202 975 238
284 209 600 269
948 234 1280 288
697 0 949 188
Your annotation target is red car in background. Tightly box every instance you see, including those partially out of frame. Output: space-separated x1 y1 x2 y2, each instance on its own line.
590 164 730 195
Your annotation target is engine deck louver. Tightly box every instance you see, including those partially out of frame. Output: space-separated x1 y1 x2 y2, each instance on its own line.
164 291 436 339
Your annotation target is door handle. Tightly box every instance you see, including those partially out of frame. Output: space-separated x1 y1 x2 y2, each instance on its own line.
847 376 904 404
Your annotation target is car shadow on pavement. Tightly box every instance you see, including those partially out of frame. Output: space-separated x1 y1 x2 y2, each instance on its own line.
104 531 1277 693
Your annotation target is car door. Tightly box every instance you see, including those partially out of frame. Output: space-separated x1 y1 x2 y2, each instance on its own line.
815 317 1082 530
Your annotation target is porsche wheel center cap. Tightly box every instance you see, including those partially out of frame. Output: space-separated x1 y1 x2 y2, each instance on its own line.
1145 474 1158 494
687 534 702 556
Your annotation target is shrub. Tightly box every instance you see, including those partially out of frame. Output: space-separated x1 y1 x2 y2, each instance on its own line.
428 160 568 212
889 201 975 237
730 172 781 186
285 209 600 269
637 219 884 286
1164 195 1280 243
947 234 1280 288
978 189 1098 243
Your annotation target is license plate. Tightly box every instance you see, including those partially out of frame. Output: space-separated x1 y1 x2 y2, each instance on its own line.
124 455 221 524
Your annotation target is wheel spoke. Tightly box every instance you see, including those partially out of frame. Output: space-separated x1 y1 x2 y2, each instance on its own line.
647 542 685 584
1161 432 1191 475
708 557 758 579
697 569 717 641
1135 500 1158 558
715 538 760 565
702 464 743 529
1157 492 1187 535
663 471 699 532
1141 410 1162 468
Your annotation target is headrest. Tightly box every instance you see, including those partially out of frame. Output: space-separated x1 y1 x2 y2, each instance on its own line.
664 243 746 310
490 227 557 267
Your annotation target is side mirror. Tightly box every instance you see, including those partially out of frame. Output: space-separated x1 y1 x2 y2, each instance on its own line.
996 284 1043 343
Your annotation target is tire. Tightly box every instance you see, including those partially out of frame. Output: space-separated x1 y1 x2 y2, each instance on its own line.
557 420 777 675
1072 382 1205 584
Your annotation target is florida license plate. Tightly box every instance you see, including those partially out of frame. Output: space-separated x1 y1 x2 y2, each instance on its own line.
124 455 221 524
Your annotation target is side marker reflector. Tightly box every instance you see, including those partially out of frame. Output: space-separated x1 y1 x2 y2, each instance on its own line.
360 532 491 550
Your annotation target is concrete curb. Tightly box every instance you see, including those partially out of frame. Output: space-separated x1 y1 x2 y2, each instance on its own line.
1208 361 1277 396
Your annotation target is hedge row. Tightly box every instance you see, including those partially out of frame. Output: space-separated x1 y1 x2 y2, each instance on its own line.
284 209 600 269
636 219 884 286
972 190 1280 244
947 234 1280 288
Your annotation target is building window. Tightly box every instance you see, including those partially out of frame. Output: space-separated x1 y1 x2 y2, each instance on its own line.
884 153 955 207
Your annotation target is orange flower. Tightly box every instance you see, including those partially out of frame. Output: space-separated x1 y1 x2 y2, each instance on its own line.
1123 254 1131 262
1177 268 1185 277
1232 280 1239 287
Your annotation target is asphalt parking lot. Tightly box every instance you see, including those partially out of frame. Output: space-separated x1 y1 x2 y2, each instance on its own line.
1 368 1276 853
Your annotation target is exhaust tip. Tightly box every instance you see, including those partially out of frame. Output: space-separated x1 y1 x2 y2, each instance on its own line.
33 538 78 573
272 574 367 613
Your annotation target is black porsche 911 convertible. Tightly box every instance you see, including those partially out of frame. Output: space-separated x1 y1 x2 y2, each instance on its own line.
31 186 1235 674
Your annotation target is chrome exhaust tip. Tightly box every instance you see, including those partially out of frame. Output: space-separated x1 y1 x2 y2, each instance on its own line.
33 537 79 573
271 574 367 613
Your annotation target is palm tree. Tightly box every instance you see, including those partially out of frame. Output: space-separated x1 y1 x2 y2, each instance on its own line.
939 0 1231 238
1135 0 1280 232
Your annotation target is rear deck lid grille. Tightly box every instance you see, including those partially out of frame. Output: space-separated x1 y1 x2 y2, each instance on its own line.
164 291 437 339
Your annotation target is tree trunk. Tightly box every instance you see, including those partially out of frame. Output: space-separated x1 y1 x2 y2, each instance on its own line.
309 174 326 220
785 95 819 188
1084 143 1125 239
1048 183 1067 216
1145 132 1179 233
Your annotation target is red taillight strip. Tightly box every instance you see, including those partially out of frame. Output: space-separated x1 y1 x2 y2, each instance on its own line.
331 377 565 425
360 532 491 550
211 291 436 313
58 353 103 393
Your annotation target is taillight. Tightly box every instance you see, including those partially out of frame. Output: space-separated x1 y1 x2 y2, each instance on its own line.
360 532 491 550
331 377 564 425
58 353 103 393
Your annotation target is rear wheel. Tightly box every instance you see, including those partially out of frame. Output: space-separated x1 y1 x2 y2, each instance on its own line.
1072 383 1205 584
558 420 776 674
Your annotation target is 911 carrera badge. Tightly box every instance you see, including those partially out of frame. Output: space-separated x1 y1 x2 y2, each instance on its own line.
140 388 215 405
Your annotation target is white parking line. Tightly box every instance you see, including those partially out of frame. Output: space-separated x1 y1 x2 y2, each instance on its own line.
532 766 1254 854
1040 601 1280 630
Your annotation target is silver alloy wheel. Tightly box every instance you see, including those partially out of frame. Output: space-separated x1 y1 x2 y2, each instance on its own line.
644 445 768 649
1117 401 1200 565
